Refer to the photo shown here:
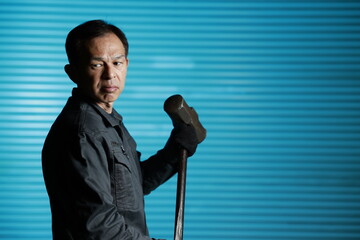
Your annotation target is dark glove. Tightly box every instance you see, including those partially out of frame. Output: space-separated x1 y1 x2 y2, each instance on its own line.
171 122 198 157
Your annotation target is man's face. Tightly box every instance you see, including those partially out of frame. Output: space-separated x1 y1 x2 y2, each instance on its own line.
71 32 128 112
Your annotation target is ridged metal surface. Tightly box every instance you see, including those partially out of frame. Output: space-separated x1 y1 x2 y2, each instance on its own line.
0 1 359 239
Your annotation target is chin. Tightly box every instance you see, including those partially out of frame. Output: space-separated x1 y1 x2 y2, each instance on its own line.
104 94 119 102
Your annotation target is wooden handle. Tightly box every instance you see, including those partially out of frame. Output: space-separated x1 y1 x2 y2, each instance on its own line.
174 149 188 240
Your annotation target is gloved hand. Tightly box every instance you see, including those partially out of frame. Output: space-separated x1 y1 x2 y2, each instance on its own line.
171 122 198 157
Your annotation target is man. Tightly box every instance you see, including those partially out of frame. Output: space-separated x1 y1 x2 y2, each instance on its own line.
42 20 198 240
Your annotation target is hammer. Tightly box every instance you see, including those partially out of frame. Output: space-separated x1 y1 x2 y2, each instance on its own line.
164 95 207 240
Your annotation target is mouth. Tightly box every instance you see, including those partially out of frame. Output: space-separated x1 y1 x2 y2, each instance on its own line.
101 86 119 93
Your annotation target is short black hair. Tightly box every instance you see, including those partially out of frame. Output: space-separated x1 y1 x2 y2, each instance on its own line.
65 20 129 65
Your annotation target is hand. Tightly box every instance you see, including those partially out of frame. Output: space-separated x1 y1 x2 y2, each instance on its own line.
171 122 198 156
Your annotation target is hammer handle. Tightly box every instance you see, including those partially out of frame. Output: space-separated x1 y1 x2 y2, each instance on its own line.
174 148 188 240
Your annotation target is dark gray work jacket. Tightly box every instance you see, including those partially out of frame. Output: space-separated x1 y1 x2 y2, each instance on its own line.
42 88 179 240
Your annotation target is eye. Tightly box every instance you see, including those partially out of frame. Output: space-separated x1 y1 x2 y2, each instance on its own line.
91 63 103 68
114 61 123 66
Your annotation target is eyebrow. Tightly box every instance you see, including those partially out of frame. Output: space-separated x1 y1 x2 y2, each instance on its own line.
91 55 126 61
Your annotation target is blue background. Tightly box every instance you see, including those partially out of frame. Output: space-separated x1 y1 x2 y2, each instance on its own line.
0 1 360 239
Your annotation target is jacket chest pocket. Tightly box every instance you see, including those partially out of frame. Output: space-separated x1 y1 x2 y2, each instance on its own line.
113 151 141 211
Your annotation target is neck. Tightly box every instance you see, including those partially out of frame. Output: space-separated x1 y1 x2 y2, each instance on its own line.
97 102 113 114
74 88 114 114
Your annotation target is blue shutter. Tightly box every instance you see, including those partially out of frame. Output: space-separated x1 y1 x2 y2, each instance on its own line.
0 1 359 239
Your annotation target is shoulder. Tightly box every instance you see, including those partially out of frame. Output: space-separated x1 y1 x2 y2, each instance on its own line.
52 97 106 136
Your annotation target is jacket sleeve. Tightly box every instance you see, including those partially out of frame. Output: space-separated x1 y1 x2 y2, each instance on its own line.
140 133 181 195
62 131 151 240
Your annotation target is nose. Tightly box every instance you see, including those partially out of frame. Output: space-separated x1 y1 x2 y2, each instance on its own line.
102 64 116 80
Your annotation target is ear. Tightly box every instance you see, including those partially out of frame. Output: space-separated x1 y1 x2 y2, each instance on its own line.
64 64 78 84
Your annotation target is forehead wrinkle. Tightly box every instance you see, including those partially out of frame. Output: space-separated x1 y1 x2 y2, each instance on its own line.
90 54 126 61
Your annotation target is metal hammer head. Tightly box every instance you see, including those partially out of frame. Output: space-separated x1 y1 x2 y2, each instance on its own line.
164 94 206 144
